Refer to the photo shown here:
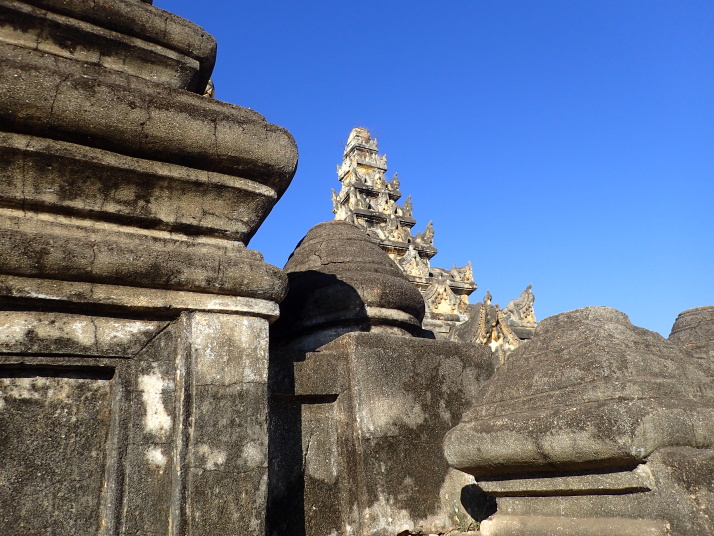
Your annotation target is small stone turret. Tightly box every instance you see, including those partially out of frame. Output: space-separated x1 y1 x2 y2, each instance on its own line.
444 306 714 536
272 220 426 351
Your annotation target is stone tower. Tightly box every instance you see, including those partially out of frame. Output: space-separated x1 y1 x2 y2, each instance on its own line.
332 127 477 337
0 1 297 533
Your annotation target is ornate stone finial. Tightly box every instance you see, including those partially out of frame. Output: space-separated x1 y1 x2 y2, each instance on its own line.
402 195 413 218
398 245 430 278
484 290 492 306
424 275 462 316
421 221 435 246
461 261 474 284
331 188 338 213
503 284 536 324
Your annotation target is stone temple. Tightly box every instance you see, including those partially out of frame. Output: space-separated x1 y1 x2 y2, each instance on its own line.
331 126 537 361
0 2 712 536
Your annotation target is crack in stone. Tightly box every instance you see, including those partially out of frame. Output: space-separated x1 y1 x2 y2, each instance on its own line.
48 74 71 122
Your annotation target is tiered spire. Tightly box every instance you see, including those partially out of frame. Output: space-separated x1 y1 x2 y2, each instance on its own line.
332 127 476 334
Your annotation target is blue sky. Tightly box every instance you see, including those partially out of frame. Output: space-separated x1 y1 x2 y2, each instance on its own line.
157 1 713 336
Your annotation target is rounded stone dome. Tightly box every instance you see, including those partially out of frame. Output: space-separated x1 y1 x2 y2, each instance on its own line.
444 306 714 478
273 221 425 350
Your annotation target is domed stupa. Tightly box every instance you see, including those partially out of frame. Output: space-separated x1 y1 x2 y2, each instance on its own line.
272 220 425 351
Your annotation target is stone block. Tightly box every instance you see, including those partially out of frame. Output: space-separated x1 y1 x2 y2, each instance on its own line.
268 331 495 536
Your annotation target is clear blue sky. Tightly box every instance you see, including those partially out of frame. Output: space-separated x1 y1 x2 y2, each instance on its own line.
157 1 713 336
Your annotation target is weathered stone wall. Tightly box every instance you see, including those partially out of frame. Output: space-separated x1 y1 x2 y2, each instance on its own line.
0 1 297 534
1 311 275 534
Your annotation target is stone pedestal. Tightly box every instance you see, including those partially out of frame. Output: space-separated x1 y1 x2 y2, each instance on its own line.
268 221 495 536
0 2 298 534
444 307 714 536
269 332 494 536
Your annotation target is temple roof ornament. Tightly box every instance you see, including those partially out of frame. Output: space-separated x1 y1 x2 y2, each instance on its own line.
332 127 475 334
331 127 536 352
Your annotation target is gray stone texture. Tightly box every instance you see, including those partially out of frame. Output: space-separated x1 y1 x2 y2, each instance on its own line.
669 305 714 360
274 220 426 350
1 310 273 535
445 306 714 535
0 1 297 534
8 0 216 92
0 208 286 300
1 0 202 91
269 332 495 536
0 132 280 242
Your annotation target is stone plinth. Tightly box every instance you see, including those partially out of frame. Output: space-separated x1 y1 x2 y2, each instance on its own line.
444 307 714 536
268 332 495 536
0 2 298 534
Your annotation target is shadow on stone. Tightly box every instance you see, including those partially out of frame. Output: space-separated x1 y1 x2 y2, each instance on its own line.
267 395 305 536
461 484 497 523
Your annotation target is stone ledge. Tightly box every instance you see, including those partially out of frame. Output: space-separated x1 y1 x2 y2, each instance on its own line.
0 208 287 301
18 0 217 91
0 132 277 242
0 275 281 320
0 310 169 357
0 44 298 191
0 1 200 90
445 398 714 477
477 464 655 496
479 514 669 536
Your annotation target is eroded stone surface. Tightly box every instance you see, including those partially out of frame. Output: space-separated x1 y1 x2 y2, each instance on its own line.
0 0 202 90
0 45 297 193
269 331 495 536
445 307 714 476
0 368 113 534
15 0 217 92
0 132 278 242
669 305 714 360
445 306 714 536
0 208 287 300
0 310 168 356
274 220 425 350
